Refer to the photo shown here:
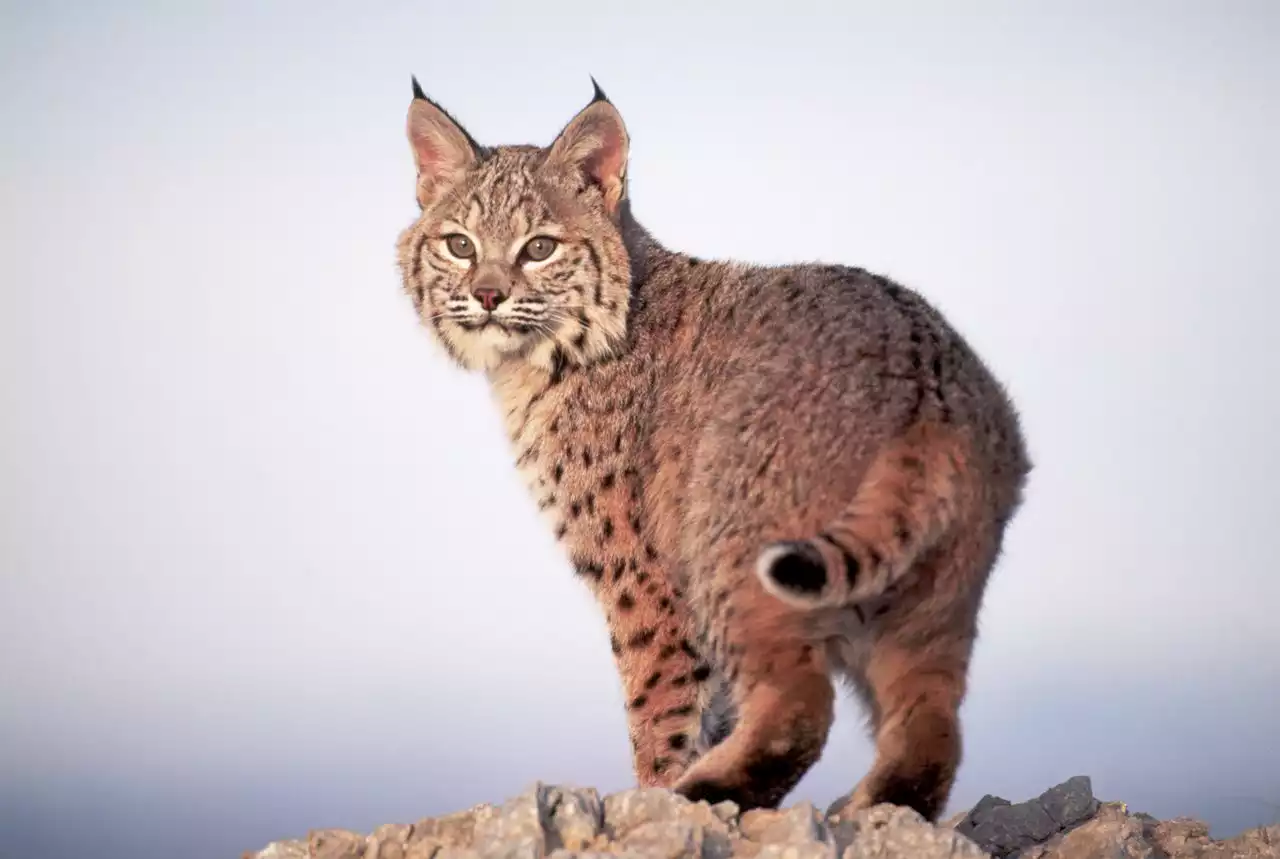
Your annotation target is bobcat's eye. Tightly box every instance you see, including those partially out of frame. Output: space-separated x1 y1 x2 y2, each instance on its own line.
521 236 558 263
443 234 476 259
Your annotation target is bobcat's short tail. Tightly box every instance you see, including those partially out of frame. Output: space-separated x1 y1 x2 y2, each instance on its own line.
756 424 971 610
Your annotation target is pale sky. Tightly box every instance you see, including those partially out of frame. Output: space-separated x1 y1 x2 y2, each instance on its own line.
2 2 1278 858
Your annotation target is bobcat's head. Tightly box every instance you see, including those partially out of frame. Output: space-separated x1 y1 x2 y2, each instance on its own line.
396 79 633 373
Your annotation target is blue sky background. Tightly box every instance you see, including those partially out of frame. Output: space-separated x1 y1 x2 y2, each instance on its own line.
2 2 1278 858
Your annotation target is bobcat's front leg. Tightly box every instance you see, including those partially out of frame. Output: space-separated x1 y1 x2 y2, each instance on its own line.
582 554 711 787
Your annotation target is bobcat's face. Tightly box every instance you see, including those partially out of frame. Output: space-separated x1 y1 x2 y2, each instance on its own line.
397 82 632 373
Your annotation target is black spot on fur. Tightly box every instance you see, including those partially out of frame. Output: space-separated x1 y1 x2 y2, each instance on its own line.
601 517 614 539
843 551 861 589
548 348 566 384
574 560 604 580
692 664 712 682
600 471 616 490
627 628 657 649
617 591 635 611
629 693 648 709
668 732 689 750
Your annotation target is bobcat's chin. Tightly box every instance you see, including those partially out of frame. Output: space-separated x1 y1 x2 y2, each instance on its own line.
435 319 533 373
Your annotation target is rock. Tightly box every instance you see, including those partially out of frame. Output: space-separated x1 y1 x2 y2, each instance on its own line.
543 786 605 851
470 788 549 859
740 802 837 859
307 828 368 859
827 804 989 859
245 777 1280 859
1015 804 1149 859
956 777 1102 857
1038 777 1100 830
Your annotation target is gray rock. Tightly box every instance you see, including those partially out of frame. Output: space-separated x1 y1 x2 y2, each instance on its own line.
957 777 1098 857
245 777 1280 859
961 797 1058 855
1038 777 1100 830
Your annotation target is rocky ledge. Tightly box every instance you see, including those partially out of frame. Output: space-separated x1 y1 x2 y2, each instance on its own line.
246 776 1278 859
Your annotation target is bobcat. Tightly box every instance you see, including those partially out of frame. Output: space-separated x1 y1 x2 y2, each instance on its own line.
395 77 1031 822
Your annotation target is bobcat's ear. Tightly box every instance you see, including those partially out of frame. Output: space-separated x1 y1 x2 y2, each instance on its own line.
547 78 629 216
407 77 481 208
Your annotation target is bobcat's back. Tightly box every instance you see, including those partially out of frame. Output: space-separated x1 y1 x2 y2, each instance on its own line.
635 258 1029 572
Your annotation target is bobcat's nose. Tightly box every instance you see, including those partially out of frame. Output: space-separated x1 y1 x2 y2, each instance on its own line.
472 286 507 311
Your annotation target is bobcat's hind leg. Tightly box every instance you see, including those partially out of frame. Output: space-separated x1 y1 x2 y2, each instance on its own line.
671 562 835 810
827 637 969 822
826 532 994 823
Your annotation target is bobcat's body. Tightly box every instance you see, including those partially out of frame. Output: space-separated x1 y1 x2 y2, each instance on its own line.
396 79 1031 822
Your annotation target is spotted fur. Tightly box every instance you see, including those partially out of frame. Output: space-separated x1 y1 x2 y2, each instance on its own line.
395 79 1032 820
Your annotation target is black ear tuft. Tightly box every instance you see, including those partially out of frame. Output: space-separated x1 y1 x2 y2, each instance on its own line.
411 75 427 101
589 75 609 105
